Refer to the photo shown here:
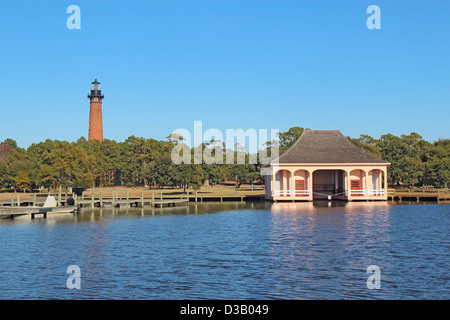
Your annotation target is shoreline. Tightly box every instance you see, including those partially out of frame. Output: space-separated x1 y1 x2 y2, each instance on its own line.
1 186 449 205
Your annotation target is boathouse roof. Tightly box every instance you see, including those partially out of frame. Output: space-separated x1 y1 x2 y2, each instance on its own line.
272 130 389 164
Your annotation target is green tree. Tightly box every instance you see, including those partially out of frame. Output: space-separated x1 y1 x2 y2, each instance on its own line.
171 164 204 191
2 138 17 149
39 164 54 191
399 133 426 187
15 170 31 191
120 136 171 187
45 141 94 189
0 147 32 190
148 156 173 188
349 134 381 158
277 127 308 154
422 140 450 187
378 134 407 186
398 156 423 187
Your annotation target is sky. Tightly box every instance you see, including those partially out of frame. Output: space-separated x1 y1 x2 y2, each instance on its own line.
0 0 449 148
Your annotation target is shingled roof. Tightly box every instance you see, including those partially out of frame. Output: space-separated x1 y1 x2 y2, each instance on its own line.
272 130 389 164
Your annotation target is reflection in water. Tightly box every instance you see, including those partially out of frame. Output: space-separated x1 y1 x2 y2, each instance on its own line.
81 219 109 298
0 201 448 300
269 200 391 213
73 202 262 223
267 201 393 299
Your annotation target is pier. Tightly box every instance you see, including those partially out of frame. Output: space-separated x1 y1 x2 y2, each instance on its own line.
68 191 264 208
0 206 78 219
1 187 446 218
0 189 266 217
387 188 450 202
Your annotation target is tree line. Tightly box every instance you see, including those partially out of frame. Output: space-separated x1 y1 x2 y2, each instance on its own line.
0 128 448 191
0 135 262 191
349 132 449 188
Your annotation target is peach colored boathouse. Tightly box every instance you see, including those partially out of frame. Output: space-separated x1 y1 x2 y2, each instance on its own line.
264 130 390 202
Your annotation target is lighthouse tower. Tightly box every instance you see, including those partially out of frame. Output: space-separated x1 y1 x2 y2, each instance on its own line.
88 79 104 141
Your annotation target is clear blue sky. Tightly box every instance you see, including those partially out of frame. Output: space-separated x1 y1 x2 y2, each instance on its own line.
0 0 449 148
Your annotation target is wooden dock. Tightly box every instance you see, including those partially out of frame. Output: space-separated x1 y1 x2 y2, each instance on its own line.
0 188 447 211
0 191 265 211
73 194 264 208
387 188 450 202
76 198 190 208
0 206 78 219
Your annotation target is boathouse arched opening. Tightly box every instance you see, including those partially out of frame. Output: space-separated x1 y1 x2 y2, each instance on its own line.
312 170 346 200
349 169 365 196
367 169 385 196
293 170 310 197
274 169 291 197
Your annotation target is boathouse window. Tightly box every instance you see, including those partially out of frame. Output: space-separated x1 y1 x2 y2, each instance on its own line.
351 180 360 189
296 181 304 189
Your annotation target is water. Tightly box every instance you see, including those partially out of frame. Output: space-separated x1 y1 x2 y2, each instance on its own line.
0 201 448 299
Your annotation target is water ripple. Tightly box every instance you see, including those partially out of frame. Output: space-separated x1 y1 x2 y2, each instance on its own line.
0 202 448 299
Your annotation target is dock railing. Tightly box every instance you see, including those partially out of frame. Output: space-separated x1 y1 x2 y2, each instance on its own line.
387 187 449 201
272 190 310 197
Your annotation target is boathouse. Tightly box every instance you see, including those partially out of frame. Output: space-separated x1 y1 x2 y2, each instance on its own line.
264 130 390 201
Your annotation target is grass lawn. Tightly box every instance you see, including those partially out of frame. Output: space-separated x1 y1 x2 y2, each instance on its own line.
0 185 265 201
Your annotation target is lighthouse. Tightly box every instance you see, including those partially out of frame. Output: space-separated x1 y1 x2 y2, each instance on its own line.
87 79 104 141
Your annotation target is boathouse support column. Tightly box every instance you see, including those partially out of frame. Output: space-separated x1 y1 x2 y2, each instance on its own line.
383 169 388 198
364 170 369 197
290 170 295 197
377 170 381 190
282 171 288 196
379 170 383 191
272 168 276 198
334 171 338 192
345 170 350 200
307 170 313 200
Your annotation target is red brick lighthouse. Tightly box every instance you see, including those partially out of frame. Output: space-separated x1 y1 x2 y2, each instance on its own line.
88 79 104 141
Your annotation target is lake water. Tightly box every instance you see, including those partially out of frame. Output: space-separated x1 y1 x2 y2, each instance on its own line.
0 201 448 300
